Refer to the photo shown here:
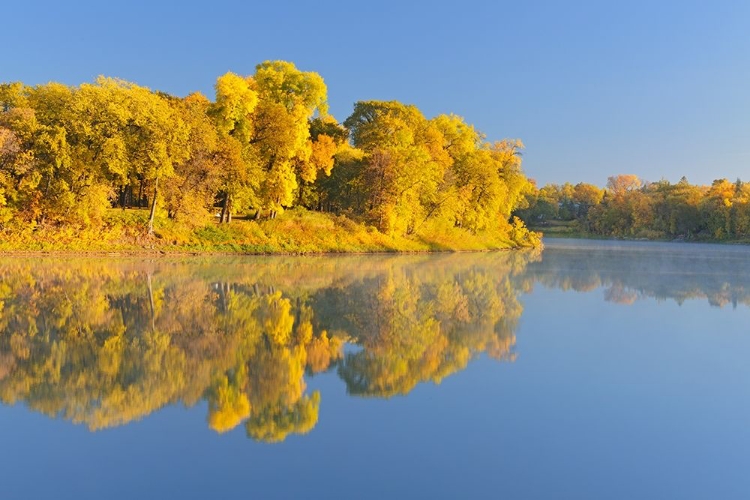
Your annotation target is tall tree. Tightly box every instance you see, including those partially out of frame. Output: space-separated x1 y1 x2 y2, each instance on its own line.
344 100 449 234
209 72 260 223
251 61 329 217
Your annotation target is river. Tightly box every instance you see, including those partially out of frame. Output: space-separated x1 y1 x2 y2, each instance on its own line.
1 239 749 499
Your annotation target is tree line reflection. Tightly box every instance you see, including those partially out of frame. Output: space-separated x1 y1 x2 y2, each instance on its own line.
521 242 750 308
0 252 533 442
1 244 746 442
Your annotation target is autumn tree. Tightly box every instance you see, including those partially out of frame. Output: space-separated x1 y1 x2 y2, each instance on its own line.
343 100 451 234
701 179 736 239
296 116 348 208
1 65 541 248
251 61 329 218
162 92 222 224
572 182 604 221
209 72 260 222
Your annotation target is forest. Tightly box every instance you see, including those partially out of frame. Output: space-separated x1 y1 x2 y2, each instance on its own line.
516 174 750 242
0 61 540 252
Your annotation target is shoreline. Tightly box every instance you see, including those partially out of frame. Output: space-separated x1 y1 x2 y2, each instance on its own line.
536 231 750 246
0 246 527 257
0 209 542 256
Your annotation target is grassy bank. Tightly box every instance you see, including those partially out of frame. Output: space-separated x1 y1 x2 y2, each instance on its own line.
531 219 750 244
0 208 541 254
529 220 589 239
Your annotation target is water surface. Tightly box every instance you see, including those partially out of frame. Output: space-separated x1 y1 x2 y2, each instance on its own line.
1 240 749 499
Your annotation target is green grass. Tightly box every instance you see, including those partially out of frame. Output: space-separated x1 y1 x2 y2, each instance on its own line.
528 220 587 238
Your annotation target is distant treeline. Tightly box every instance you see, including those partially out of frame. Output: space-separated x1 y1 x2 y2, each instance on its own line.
516 174 750 241
0 60 538 249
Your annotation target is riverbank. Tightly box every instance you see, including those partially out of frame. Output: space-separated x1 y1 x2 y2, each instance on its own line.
531 220 750 245
1 208 541 254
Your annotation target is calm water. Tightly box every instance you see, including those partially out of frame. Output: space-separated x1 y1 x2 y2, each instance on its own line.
2 239 750 499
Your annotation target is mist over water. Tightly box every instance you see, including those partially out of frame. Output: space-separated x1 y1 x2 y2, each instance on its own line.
1 241 749 499
530 238 750 307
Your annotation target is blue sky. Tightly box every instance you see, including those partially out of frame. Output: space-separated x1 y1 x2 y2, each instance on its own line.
2 0 749 187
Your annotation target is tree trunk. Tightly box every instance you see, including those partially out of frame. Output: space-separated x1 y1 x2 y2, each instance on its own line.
148 177 159 235
220 193 228 223
147 272 156 332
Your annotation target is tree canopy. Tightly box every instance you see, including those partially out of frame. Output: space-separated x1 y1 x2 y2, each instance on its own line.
0 61 539 249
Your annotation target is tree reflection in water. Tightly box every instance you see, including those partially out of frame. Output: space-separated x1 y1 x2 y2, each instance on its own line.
4 242 742 442
521 241 750 308
0 251 536 442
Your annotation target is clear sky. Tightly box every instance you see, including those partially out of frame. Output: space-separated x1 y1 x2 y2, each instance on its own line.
2 0 749 187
